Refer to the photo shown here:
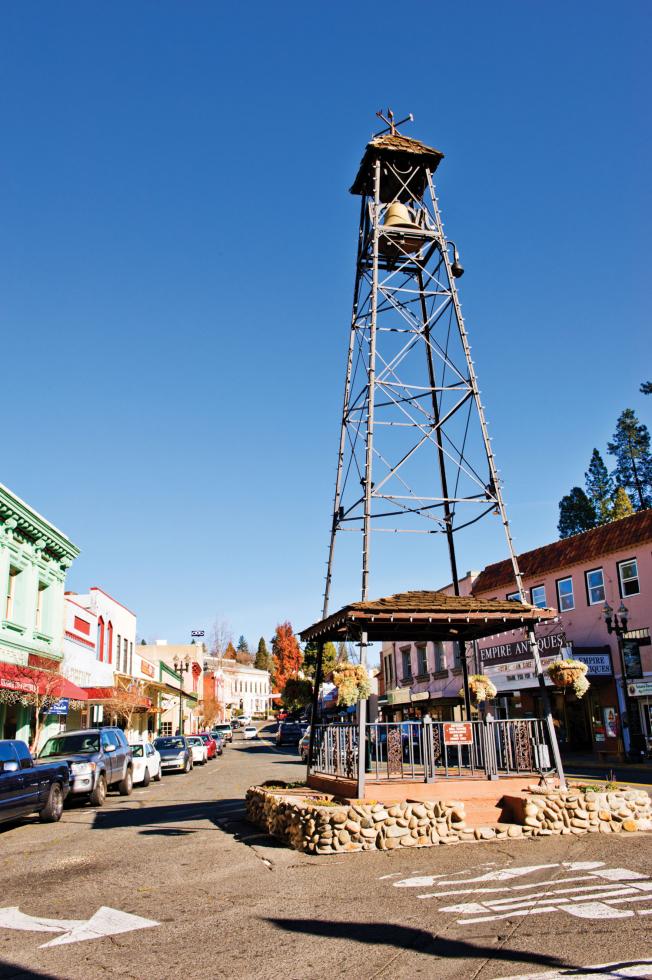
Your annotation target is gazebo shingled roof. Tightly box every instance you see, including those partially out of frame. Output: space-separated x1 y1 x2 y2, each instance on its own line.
300 590 556 645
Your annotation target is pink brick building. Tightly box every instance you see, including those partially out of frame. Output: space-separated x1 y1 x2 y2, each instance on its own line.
380 510 652 760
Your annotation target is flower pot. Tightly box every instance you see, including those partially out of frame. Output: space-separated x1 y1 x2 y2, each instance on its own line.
549 666 584 688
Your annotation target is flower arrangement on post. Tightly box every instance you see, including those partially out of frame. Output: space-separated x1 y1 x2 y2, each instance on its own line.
547 659 590 699
459 674 497 703
332 663 371 708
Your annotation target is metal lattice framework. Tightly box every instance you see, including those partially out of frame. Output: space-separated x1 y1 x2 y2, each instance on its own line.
323 120 523 616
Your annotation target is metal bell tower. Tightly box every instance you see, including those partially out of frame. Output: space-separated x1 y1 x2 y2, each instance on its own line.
323 111 525 618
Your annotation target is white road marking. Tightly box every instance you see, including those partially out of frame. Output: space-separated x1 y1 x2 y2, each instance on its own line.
490 959 652 979
0 906 158 947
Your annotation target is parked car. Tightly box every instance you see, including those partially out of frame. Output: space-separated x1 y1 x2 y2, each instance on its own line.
239 716 252 727
130 743 162 786
276 721 307 747
211 724 233 744
242 725 258 740
186 735 208 765
230 719 241 731
211 733 224 756
154 736 192 773
37 728 133 807
197 733 218 759
1 739 70 825
298 729 311 762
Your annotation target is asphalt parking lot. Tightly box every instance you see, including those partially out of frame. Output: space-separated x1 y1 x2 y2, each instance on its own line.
1 725 651 980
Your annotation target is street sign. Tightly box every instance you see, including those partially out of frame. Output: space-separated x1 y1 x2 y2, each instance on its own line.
443 722 473 745
191 630 205 637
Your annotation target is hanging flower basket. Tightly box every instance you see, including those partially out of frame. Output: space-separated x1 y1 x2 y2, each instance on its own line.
547 659 590 699
331 664 371 708
460 674 497 704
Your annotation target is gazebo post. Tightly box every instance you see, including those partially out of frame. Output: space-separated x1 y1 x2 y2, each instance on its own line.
306 640 324 782
527 628 566 789
459 640 472 721
356 632 367 799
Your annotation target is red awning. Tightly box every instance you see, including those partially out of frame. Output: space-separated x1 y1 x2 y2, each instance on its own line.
83 686 151 708
0 662 88 700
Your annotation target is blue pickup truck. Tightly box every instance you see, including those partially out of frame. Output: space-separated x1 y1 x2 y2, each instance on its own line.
0 739 70 826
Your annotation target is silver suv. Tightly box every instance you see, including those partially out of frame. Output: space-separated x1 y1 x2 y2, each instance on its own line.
37 727 133 807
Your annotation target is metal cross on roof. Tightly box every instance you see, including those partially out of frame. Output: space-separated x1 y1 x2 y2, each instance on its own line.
374 107 414 137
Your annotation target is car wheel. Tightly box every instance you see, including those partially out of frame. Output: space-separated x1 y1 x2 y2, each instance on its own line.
184 757 191 773
90 773 107 808
39 781 64 823
118 767 133 796
153 763 162 781
142 767 151 787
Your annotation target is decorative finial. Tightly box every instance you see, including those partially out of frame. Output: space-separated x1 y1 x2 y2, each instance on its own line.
374 108 414 137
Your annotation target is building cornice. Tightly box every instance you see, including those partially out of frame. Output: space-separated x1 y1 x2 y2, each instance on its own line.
0 484 79 565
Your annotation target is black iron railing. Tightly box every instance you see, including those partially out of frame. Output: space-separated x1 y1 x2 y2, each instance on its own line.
309 718 555 782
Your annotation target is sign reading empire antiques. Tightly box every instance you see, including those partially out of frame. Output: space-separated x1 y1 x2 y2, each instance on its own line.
479 629 566 668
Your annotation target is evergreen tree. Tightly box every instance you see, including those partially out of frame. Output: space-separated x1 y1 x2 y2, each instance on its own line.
254 637 271 672
237 635 249 653
641 381 652 395
558 487 597 539
303 641 337 678
611 486 635 521
607 409 652 510
584 449 614 524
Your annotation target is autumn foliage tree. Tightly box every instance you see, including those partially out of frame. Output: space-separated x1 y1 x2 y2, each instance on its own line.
271 622 303 691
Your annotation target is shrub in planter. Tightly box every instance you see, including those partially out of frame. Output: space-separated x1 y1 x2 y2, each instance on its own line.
459 674 497 703
547 659 590 698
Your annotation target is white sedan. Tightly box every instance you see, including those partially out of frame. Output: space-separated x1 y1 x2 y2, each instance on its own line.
242 725 258 740
186 735 208 765
130 743 162 786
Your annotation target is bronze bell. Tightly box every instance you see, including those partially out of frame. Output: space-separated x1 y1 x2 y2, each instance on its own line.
381 202 421 254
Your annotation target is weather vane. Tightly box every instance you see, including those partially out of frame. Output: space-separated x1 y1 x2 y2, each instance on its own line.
374 107 414 137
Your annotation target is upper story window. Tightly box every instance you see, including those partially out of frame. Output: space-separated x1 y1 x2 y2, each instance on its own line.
530 585 547 609
116 633 121 669
123 638 128 672
506 591 521 602
5 566 20 621
618 559 640 598
452 640 462 668
586 568 605 605
401 648 412 679
556 577 575 612
433 641 446 672
416 645 428 675
35 582 48 631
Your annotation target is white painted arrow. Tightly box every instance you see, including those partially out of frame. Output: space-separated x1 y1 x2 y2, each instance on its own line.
0 906 158 947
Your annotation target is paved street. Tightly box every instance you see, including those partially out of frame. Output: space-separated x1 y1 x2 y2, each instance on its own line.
1 727 651 980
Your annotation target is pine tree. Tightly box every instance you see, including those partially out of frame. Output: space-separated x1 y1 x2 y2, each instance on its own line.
303 640 337 678
641 381 652 395
271 622 303 691
237 635 249 653
607 409 652 510
254 637 271 672
584 449 614 524
558 487 597 539
611 486 635 521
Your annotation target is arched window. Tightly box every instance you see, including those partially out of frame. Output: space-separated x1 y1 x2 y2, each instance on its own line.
97 617 105 662
106 622 113 665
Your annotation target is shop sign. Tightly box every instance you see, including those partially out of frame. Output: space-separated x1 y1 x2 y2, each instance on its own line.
479 629 566 668
443 722 473 745
623 641 643 679
46 698 69 716
140 659 155 679
411 691 429 702
573 652 613 676
387 689 411 705
627 681 652 697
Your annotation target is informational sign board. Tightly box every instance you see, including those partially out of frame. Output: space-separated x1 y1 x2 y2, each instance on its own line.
479 628 566 668
443 722 473 745
573 652 613 676
628 681 652 697
191 630 205 638
47 699 69 716
603 708 619 738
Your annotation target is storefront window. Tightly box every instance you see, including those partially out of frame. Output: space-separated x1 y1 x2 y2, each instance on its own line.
556 577 575 611
618 559 640 597
585 568 605 605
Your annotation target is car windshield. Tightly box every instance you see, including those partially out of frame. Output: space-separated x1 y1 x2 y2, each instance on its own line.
155 737 185 750
130 746 144 757
39 733 99 757
187 737 202 746
199 735 210 742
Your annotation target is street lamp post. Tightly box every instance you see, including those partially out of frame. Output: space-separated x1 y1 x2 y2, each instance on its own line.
172 653 191 735
603 601 631 756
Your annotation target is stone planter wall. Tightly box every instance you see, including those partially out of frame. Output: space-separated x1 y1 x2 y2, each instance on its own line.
245 783 652 855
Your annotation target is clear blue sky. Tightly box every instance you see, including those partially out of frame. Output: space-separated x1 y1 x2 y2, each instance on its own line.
2 2 650 652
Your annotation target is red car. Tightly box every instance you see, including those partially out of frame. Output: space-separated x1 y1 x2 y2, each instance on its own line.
196 733 218 759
